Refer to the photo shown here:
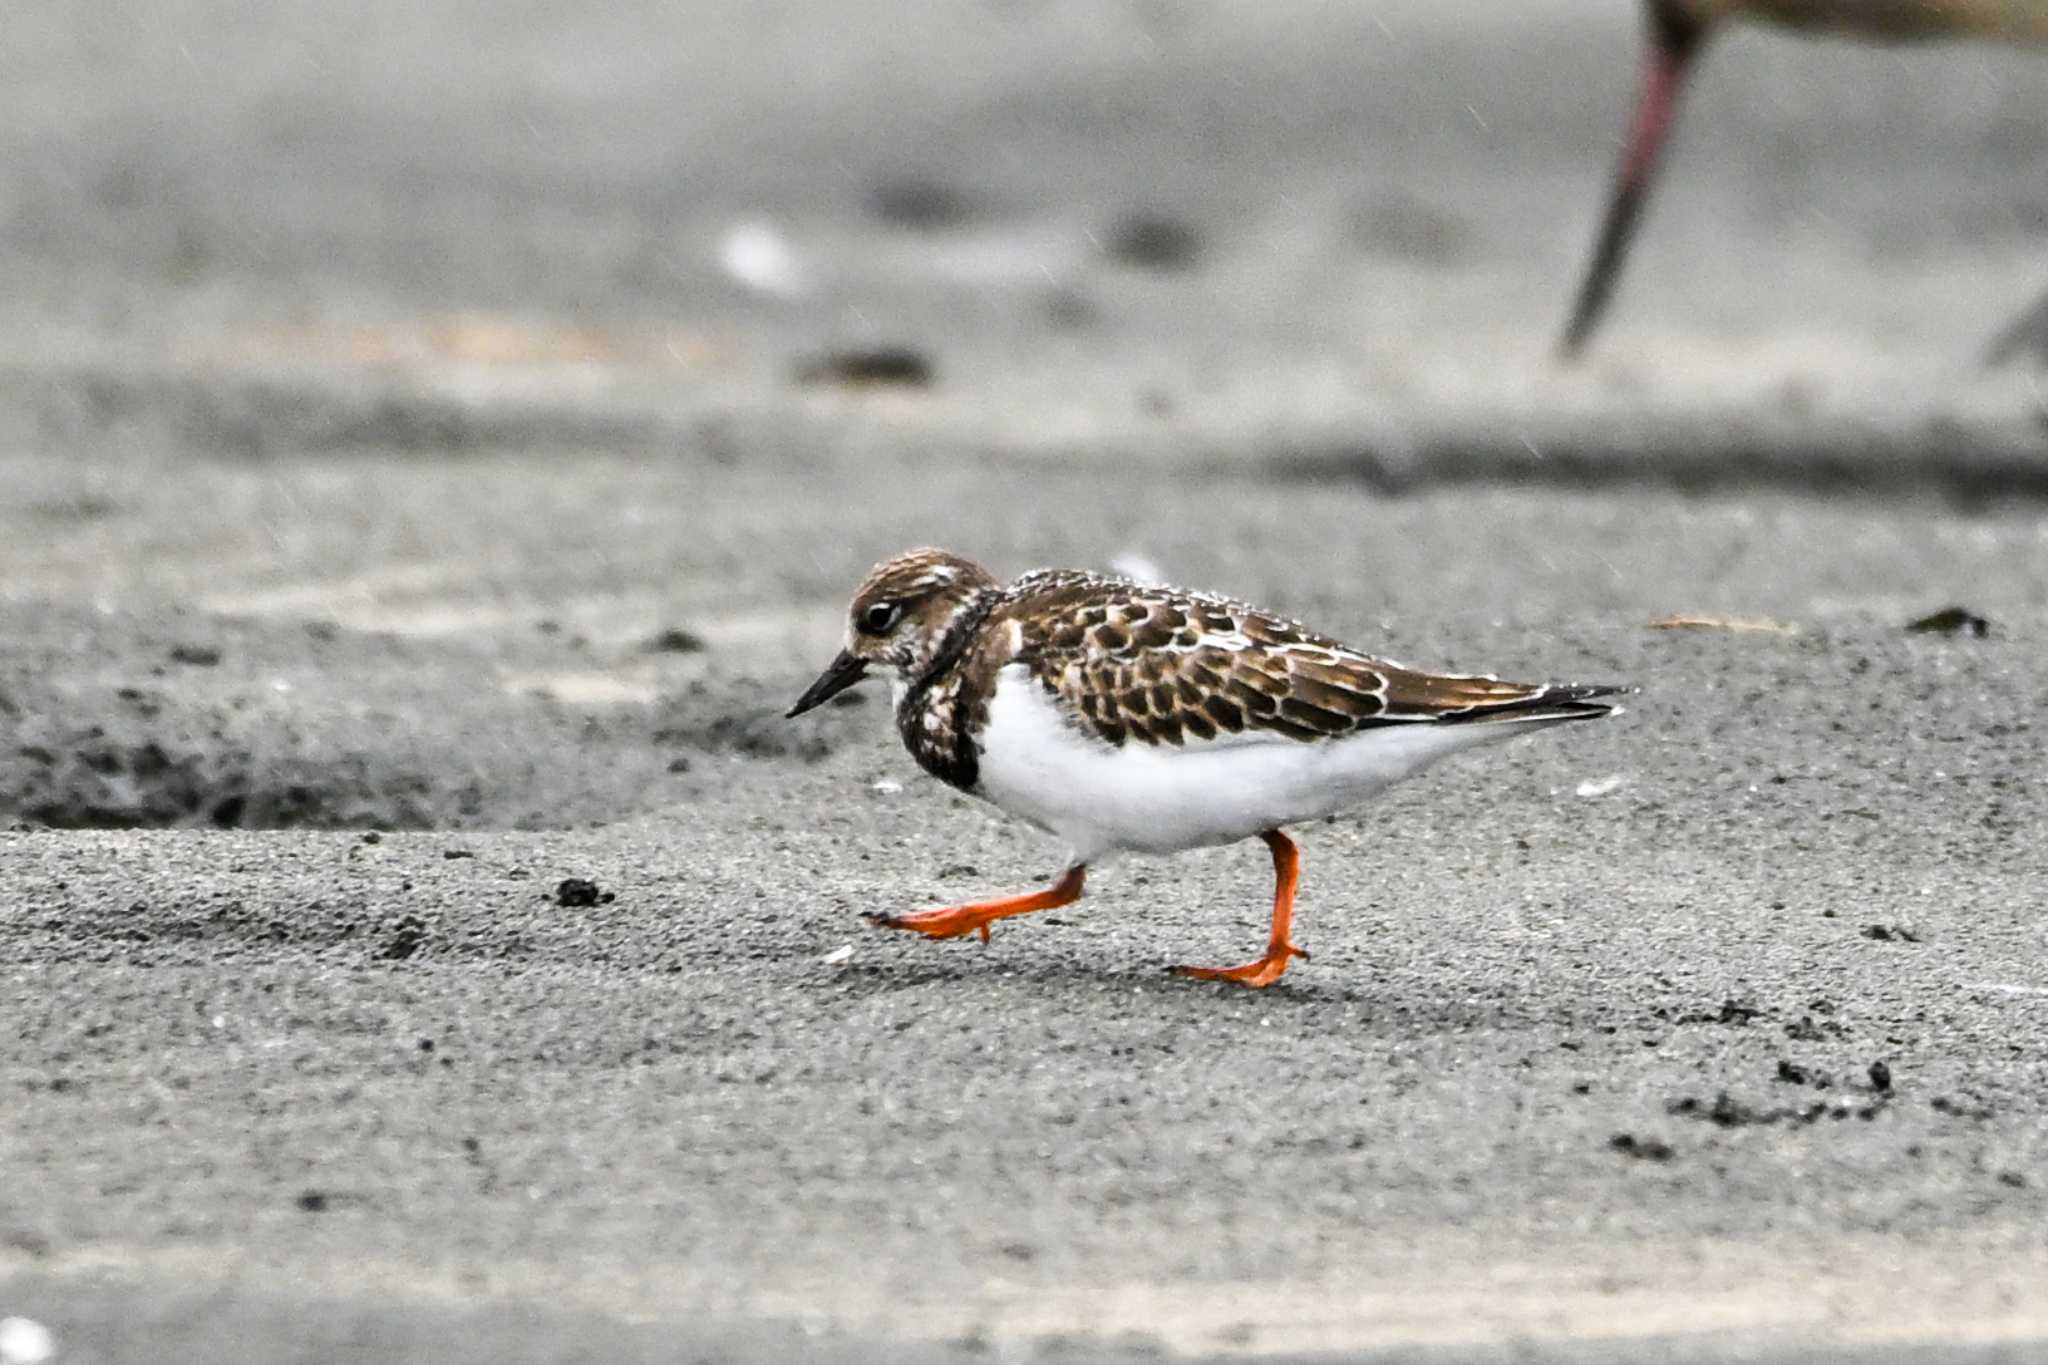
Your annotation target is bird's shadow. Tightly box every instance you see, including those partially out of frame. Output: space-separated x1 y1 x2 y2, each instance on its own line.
826 943 1553 1034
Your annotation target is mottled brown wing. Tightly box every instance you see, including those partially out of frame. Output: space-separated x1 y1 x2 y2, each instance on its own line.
998 570 1611 749
996 573 1387 747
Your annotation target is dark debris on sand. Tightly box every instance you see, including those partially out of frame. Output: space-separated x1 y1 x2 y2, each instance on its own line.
0 603 754 832
1904 606 1992 637
1101 212 1201 271
7 724 445 831
554 878 614 909
1609 1133 1675 1162
794 347 934 390
867 176 984 230
1666 1089 1892 1128
643 627 709 654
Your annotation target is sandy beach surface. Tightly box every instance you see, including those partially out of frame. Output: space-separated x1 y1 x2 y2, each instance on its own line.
6 2 2048 1360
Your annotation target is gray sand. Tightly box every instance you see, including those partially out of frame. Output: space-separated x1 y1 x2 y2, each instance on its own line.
6 2 2048 1360
8 456 2048 1361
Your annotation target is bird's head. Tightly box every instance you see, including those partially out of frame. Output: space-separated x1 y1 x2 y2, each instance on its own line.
786 548 1000 716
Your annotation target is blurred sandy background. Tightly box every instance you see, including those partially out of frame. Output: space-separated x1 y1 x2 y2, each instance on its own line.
7 0 2048 475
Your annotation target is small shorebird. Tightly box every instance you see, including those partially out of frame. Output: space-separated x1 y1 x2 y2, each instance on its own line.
1560 0 2048 361
787 549 1625 987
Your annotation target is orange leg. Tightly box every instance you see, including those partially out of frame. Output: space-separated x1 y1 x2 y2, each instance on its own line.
1172 830 1310 988
866 865 1086 945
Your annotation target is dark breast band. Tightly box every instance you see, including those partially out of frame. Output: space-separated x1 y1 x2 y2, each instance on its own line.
896 588 1004 791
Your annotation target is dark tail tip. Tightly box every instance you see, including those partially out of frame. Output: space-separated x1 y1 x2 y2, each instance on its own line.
1444 682 1634 727
1546 681 1637 718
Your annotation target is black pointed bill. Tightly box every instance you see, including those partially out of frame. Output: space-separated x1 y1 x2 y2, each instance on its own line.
786 649 869 717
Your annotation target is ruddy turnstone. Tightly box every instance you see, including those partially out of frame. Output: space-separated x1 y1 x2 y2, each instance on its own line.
787 549 1627 987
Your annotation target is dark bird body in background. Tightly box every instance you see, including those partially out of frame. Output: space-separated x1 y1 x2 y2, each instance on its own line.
1560 0 2048 363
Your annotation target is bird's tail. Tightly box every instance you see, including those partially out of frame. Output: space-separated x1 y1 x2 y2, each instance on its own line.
1434 682 1633 727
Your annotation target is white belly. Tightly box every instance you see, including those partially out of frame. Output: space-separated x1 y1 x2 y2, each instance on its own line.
973 664 1545 862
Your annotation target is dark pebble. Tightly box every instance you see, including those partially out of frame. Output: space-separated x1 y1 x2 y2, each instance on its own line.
1103 212 1200 270
555 877 613 908
869 177 979 230
1905 606 1990 637
1609 1133 1674 1161
644 627 708 654
795 347 933 389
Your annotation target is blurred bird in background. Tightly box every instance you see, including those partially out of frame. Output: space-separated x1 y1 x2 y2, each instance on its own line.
1559 0 2048 363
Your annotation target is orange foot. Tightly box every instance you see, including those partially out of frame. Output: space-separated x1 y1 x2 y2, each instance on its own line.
866 866 1086 947
1171 828 1309 988
864 905 1001 944
1170 942 1310 989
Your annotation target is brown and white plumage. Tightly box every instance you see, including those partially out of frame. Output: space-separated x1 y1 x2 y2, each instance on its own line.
995 568 1616 751
787 549 1627 987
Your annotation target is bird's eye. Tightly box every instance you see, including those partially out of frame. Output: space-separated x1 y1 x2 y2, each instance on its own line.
859 602 901 634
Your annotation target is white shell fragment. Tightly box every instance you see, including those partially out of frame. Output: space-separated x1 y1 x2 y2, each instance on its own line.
0 1317 56 1365
718 219 809 298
